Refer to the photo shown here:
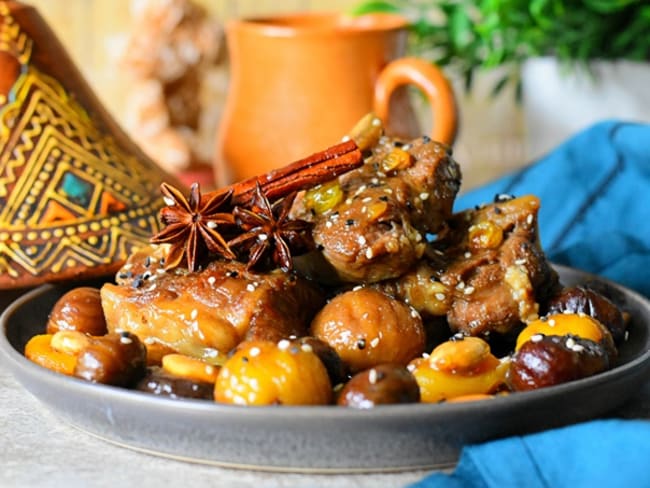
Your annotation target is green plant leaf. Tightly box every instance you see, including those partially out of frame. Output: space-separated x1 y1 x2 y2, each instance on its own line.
350 1 401 15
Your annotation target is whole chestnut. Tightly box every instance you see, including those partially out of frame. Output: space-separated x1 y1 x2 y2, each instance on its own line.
508 334 610 391
337 364 420 408
47 287 108 336
546 286 626 343
136 367 214 400
75 331 147 387
311 288 426 373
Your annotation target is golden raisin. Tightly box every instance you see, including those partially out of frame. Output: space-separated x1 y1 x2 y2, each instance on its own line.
381 147 412 173
303 180 344 215
468 221 503 250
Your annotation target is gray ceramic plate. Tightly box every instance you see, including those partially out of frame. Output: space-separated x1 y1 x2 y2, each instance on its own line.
1 265 650 473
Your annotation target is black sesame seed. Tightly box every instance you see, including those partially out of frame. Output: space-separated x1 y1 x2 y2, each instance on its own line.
346 219 355 226
242 356 249 363
356 338 366 350
393 141 404 147
494 207 502 214
132 278 144 289
144 256 152 267
317 244 324 251
379 195 389 202
422 135 431 143
331 211 339 217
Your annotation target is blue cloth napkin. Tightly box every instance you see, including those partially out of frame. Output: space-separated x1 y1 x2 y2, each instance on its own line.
411 419 650 488
413 120 650 487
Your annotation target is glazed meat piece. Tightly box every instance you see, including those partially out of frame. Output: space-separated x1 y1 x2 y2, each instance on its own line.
101 247 325 362
292 134 461 283
376 195 561 338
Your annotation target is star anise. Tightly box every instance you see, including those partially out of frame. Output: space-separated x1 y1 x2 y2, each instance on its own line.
150 182 236 272
228 183 314 272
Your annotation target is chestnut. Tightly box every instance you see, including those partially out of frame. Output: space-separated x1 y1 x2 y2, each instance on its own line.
337 364 420 408
546 285 626 343
47 287 108 336
311 288 426 373
74 331 147 387
136 367 213 400
508 334 610 391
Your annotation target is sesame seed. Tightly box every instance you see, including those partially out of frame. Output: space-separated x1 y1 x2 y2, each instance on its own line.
365 248 374 259
368 369 378 384
515 258 527 265
362 196 372 203
345 198 353 205
163 196 175 206
370 337 380 348
258 233 268 241
371 117 382 126
401 144 411 151
435 293 446 301
464 251 471 258
249 347 261 357
407 364 416 372
526 214 534 225
206 221 218 229
246 284 255 292
419 192 430 201
205 348 219 358
352 285 364 291
190 309 198 320
278 340 291 350
463 286 475 295
341 135 351 142
208 276 216 285
548 319 556 327
346 219 355 226
357 236 367 246
456 282 465 290
120 336 133 344
571 343 585 352
357 338 366 350
300 343 313 353
531 334 544 343
410 308 419 319
325 221 333 228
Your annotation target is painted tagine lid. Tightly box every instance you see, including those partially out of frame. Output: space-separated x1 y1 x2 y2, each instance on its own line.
0 1 182 289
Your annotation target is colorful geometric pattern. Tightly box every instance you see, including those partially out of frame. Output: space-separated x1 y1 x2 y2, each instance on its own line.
0 3 169 288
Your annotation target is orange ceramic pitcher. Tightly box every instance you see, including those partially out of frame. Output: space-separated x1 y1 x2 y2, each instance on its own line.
215 12 458 184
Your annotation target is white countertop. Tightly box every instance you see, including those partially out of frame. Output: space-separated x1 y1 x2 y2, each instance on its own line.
0 363 433 488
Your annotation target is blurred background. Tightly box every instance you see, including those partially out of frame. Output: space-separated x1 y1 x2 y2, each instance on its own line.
24 0 650 191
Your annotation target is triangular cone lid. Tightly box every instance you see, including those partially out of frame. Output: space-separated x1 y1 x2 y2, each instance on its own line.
0 1 184 289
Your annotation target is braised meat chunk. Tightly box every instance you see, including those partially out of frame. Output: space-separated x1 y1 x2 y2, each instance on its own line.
101 247 325 363
377 195 560 338
292 135 461 283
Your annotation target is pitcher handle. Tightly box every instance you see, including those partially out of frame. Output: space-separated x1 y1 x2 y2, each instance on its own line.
373 57 458 145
